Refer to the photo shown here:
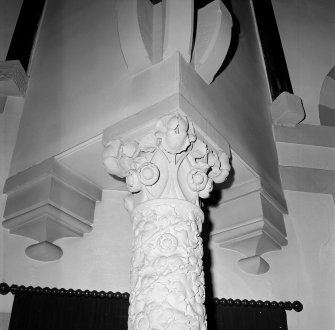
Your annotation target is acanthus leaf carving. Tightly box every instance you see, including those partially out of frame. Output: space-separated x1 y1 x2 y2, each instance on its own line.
103 113 230 209
129 200 207 330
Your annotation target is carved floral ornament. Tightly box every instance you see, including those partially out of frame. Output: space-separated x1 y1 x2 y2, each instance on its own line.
103 114 230 209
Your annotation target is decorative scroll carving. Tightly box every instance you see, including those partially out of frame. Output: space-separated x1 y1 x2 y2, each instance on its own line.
103 113 230 209
129 200 206 330
103 113 230 330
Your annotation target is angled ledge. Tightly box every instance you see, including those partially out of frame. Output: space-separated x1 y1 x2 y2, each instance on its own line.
0 60 28 114
211 179 287 275
271 92 305 127
2 158 102 261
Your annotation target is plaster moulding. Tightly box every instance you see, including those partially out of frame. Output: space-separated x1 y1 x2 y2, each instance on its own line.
0 60 28 114
55 92 231 193
103 112 231 329
271 91 305 127
116 0 232 84
102 94 231 163
103 112 231 209
2 158 102 262
210 177 287 275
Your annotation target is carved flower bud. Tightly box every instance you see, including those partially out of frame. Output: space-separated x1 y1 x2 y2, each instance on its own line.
199 178 213 199
208 151 218 166
188 169 208 192
138 163 160 186
103 139 122 158
135 313 150 330
189 139 208 159
160 115 191 154
126 170 142 192
157 233 178 253
122 141 139 158
124 194 135 213
103 156 126 178
219 151 231 171
167 114 188 131
212 151 230 183
139 133 158 152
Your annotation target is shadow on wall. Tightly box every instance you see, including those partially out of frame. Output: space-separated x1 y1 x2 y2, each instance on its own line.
202 163 235 329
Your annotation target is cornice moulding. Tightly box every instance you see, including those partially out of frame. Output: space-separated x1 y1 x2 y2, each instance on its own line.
3 204 92 242
5 158 102 201
2 158 102 261
210 181 287 274
102 93 231 158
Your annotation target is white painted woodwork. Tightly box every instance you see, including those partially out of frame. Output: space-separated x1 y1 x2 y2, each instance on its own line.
2 158 102 261
271 91 305 126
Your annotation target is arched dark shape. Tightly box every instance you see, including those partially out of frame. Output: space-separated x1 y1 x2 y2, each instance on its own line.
319 66 335 127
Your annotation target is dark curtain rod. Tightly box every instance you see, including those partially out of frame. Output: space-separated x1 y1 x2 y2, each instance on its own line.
0 282 303 312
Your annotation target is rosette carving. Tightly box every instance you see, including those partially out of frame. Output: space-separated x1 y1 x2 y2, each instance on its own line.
103 114 230 330
129 201 207 330
103 113 230 208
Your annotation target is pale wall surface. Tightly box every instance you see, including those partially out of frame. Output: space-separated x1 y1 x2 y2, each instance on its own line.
211 190 335 330
0 98 25 317
0 313 10 330
2 189 334 329
272 0 335 125
9 0 285 209
9 0 130 175
1 190 132 313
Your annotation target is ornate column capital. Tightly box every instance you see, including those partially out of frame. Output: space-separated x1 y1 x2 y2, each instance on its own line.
103 113 230 209
103 113 230 330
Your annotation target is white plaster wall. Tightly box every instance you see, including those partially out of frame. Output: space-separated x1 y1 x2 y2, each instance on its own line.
0 313 10 330
9 0 130 175
1 190 132 313
0 0 23 60
0 98 25 320
272 0 335 125
2 188 334 329
9 0 285 212
210 191 335 330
